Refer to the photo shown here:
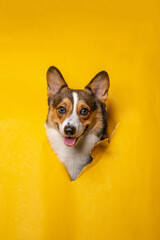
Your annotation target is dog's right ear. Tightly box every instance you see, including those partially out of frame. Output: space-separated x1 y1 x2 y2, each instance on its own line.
46 66 68 99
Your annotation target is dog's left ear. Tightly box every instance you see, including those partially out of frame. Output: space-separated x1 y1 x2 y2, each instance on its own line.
85 71 110 103
46 66 68 99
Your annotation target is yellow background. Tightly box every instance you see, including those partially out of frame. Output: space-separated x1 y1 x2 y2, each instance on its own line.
0 0 160 239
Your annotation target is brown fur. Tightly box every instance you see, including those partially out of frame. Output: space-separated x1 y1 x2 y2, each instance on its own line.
47 91 105 139
46 66 110 141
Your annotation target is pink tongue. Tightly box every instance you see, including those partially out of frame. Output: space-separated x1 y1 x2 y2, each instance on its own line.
64 137 76 147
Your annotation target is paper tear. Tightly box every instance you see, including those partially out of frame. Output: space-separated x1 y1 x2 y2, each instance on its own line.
108 122 120 142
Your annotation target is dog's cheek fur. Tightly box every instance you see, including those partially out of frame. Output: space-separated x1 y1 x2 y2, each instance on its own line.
77 96 103 135
79 108 104 138
47 97 73 128
47 108 61 129
92 109 104 137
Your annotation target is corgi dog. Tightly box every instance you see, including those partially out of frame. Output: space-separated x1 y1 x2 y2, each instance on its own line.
45 66 110 180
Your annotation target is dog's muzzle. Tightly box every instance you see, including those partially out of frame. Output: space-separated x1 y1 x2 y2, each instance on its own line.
64 125 76 136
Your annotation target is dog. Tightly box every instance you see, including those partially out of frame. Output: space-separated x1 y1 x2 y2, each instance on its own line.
45 66 110 180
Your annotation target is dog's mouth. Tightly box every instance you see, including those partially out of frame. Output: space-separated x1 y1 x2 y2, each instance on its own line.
64 137 77 147
63 125 89 147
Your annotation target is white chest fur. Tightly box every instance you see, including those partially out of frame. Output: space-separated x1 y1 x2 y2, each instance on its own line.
45 124 99 180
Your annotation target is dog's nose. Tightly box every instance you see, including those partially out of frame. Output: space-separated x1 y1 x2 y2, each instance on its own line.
64 125 76 136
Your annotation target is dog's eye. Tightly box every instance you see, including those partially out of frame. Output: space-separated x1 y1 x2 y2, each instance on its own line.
58 106 66 114
80 108 88 116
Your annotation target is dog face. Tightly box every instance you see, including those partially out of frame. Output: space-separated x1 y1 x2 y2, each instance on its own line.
46 66 110 147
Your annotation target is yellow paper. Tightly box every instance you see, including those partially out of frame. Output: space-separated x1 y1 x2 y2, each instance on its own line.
0 0 160 239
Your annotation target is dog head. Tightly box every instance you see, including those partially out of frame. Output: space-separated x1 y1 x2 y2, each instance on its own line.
46 66 110 147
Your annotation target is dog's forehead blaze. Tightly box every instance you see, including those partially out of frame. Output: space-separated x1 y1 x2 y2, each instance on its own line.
48 89 98 126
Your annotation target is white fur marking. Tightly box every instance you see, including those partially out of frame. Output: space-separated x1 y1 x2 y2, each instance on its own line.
59 92 82 136
45 124 99 180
